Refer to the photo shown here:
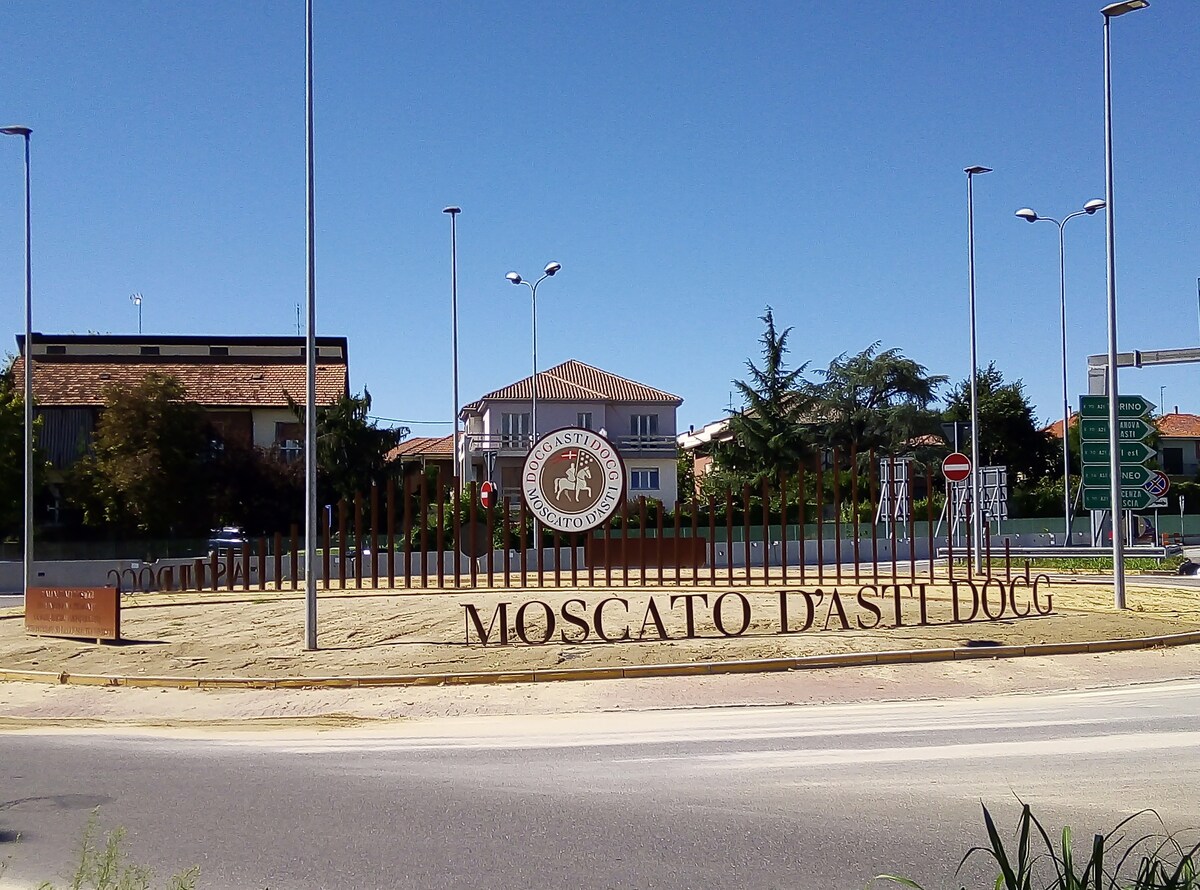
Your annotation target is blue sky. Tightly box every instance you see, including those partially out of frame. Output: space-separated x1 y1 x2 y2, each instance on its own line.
1 1 1197 438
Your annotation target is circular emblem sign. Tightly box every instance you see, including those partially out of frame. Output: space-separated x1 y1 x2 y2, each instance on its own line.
522 428 626 533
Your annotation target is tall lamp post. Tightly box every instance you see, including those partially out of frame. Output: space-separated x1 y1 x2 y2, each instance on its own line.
303 0 318 649
130 292 143 334
1102 0 1149 610
964 164 991 574
2 125 32 601
1015 199 1106 547
505 262 561 445
444 207 462 487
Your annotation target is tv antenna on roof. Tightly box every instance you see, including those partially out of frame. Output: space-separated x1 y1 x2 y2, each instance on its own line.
296 303 302 336
129 293 143 334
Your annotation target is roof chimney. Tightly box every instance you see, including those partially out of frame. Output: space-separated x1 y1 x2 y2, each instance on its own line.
1175 406 1180 414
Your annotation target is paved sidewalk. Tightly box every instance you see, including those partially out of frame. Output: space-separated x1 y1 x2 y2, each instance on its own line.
1 644 1197 731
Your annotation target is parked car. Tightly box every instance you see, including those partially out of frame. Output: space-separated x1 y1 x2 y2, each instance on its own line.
207 526 248 552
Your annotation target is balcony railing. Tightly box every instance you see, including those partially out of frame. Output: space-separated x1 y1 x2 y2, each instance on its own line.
464 432 677 455
464 433 534 455
615 434 677 452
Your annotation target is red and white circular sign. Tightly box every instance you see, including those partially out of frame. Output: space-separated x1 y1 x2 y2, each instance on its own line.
942 452 972 483
479 480 497 509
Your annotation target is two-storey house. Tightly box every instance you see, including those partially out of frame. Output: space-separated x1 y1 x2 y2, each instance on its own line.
460 359 683 509
11 333 350 471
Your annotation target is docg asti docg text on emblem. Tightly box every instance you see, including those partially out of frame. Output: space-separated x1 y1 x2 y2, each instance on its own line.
521 428 626 533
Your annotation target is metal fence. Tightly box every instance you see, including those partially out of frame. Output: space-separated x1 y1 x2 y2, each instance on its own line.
125 455 1039 594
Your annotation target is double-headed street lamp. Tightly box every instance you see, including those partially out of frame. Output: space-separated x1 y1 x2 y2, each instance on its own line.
964 164 991 574
505 262 561 445
1102 0 1149 610
1015 199 1106 547
1 125 33 601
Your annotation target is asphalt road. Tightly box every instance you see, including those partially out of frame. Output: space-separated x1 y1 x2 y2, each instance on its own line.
2 680 1199 890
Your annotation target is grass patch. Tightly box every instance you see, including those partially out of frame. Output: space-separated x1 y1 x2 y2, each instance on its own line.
874 802 1200 890
950 556 1185 574
33 810 198 890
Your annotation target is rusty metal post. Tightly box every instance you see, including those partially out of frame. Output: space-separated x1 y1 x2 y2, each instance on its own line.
438 479 448 589
725 490 734 585
322 507 332 591
888 456 898 584
850 452 860 583
672 502 681 585
338 498 348 590
386 477 396 589
760 478 771 585
708 495 716 586
370 483 379 589
289 523 299 591
354 491 364 590
273 532 282 591
486 495 495 588
741 485 752 585
502 496 512 589
519 497 528 587
926 466 936 584
468 484 479 588
780 472 789 585
833 450 843 585
418 474 429 588
869 450 878 584
257 538 266 591
816 458 825 585
798 465 806 585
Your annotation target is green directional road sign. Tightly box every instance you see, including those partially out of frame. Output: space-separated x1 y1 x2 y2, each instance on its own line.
1079 417 1155 442
1081 464 1155 488
1078 394 1155 418
1080 441 1157 465
1082 487 1160 511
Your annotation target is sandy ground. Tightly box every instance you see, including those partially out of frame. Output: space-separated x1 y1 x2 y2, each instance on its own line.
0 576 1197 680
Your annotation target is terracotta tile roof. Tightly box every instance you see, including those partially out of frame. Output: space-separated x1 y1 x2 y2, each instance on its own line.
1045 413 1079 440
1157 413 1200 438
465 359 682 410
9 355 348 407
387 434 454 461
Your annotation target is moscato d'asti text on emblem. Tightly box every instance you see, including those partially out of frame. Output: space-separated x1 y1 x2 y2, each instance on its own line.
521 428 626 533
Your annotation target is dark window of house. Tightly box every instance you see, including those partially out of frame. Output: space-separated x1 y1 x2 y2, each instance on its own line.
1163 447 1184 475
140 346 160 356
45 345 66 355
209 346 229 356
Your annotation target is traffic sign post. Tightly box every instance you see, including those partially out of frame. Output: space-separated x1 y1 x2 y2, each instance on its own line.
1081 487 1163 512
1079 417 1156 442
1080 464 1155 489
1078 394 1155 418
942 452 971 483
1079 441 1156 464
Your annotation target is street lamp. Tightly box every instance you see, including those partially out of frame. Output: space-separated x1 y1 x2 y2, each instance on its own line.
964 164 991 574
129 292 143 334
1102 0 1149 609
505 261 561 445
443 207 462 488
2 125 32 602
303 0 318 649
1014 198 1106 547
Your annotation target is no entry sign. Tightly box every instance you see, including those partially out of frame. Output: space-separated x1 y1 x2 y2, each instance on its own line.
479 480 497 509
942 452 972 483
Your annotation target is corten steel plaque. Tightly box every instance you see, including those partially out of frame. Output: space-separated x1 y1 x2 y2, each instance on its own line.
25 587 121 642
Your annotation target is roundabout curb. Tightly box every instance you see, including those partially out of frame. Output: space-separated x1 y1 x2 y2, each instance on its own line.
1 629 1198 690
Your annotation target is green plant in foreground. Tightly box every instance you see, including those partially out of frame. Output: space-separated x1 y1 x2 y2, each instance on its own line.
36 811 198 890
872 802 1200 890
